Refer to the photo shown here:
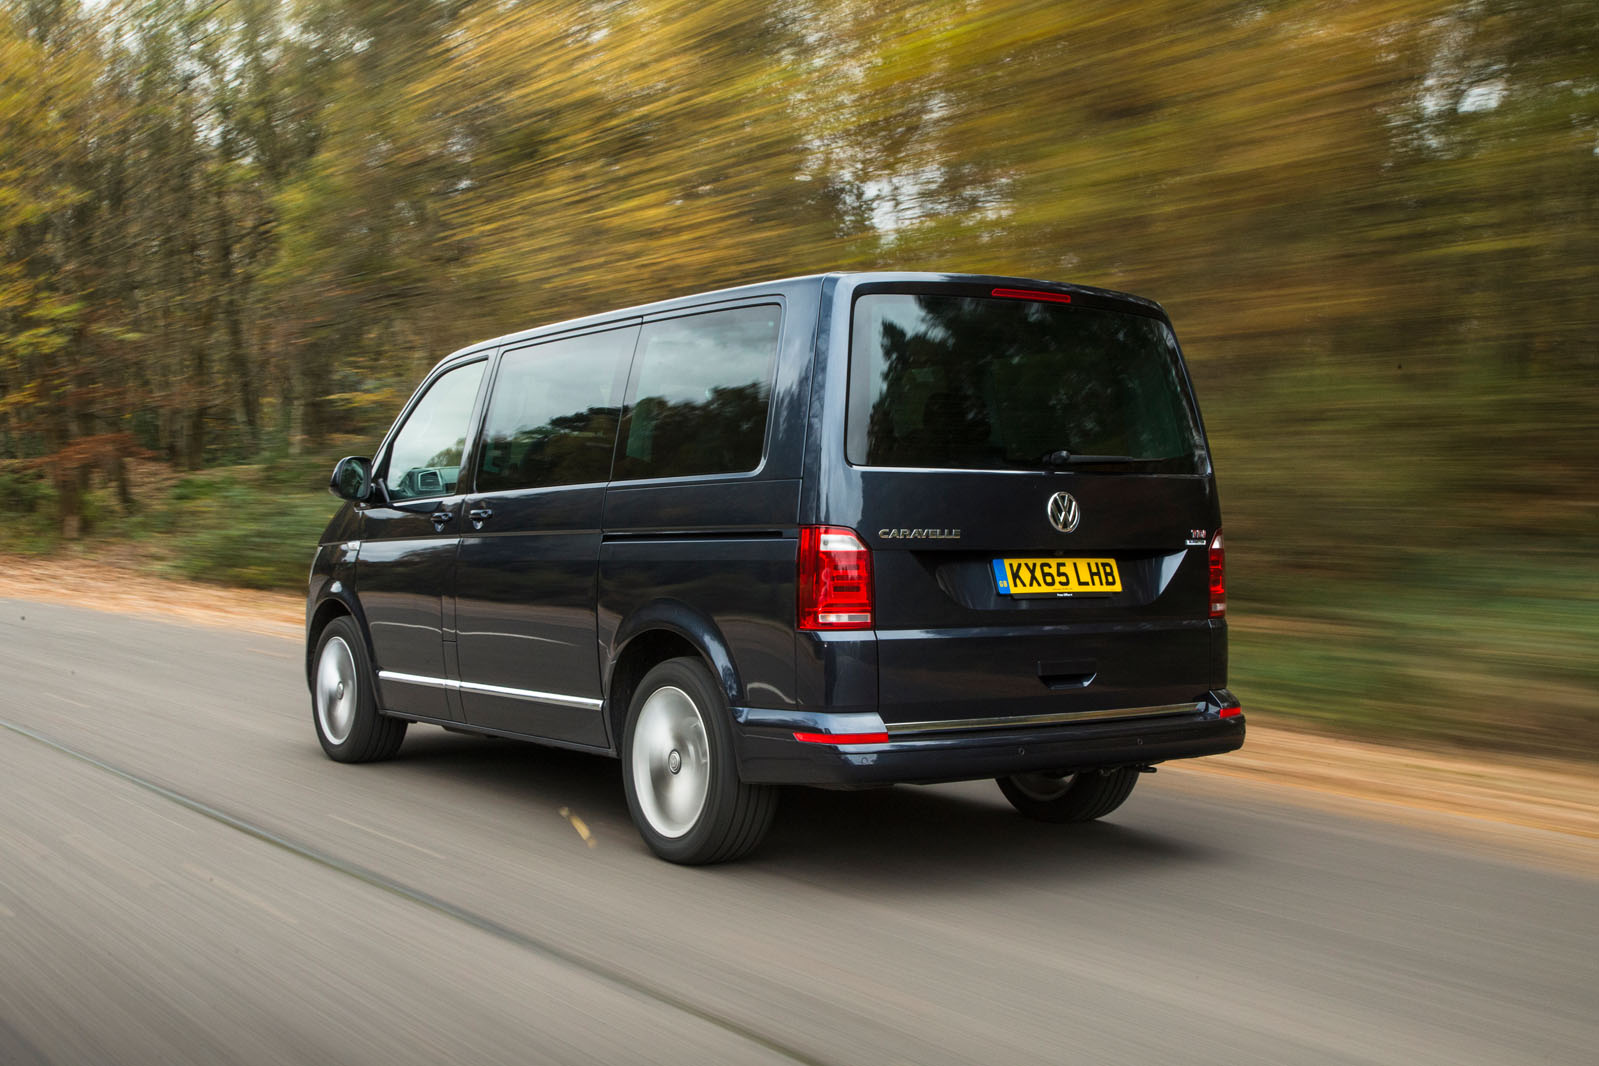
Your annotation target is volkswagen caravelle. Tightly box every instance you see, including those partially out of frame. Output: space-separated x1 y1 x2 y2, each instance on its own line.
307 272 1244 863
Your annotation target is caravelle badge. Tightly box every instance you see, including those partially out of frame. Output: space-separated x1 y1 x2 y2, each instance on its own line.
1046 491 1080 533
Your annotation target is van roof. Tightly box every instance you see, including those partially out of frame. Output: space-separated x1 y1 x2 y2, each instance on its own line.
437 271 1167 369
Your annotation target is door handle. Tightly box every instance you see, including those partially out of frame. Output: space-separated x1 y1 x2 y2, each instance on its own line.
430 510 455 532
468 506 494 529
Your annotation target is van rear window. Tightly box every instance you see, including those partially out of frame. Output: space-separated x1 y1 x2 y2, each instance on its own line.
847 293 1206 473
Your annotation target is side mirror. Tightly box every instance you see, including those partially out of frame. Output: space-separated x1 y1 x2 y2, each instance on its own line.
329 456 373 502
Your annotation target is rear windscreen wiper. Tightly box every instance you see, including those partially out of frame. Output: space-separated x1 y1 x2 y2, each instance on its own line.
1040 449 1143 467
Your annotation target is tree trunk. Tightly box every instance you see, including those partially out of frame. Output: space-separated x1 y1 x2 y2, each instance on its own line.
228 300 258 450
56 466 81 540
184 342 208 469
287 377 304 457
216 170 259 451
296 340 333 449
114 455 135 513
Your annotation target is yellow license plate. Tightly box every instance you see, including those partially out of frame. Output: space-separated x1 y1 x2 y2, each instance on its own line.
992 557 1121 597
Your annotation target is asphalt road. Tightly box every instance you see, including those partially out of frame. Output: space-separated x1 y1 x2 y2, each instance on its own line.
0 599 1594 1066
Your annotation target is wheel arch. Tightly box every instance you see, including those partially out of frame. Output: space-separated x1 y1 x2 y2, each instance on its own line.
305 587 373 692
604 602 742 751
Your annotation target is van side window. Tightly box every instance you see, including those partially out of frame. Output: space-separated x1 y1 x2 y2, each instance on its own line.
475 327 636 494
383 360 486 501
614 305 781 481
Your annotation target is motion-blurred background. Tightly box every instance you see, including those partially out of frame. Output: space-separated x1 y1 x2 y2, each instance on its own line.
1 0 1593 758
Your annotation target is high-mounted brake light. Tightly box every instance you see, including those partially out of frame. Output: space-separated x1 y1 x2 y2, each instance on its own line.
1209 530 1226 618
797 526 873 630
793 731 890 745
991 287 1072 304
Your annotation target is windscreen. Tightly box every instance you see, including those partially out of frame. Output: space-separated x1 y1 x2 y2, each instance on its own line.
847 293 1207 473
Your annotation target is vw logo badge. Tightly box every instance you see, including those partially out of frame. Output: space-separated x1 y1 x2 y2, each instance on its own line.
1047 491 1080 533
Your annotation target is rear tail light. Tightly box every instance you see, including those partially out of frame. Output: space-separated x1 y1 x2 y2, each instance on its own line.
1209 530 1226 618
797 526 873 630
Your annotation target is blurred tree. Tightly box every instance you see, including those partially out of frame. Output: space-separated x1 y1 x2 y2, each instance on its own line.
419 0 870 324
0 1 126 533
265 0 475 448
1383 0 1599 532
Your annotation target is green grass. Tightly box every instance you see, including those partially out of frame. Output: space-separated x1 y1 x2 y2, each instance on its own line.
1197 356 1599 761
1230 556 1599 758
118 458 345 590
0 467 63 555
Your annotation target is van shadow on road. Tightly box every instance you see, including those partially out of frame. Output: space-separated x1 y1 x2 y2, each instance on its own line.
376 730 1229 891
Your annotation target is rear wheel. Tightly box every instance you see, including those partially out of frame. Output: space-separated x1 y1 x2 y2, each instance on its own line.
621 657 776 864
312 616 406 763
997 767 1140 823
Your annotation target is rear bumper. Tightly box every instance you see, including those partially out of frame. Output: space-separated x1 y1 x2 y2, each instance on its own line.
731 694 1244 787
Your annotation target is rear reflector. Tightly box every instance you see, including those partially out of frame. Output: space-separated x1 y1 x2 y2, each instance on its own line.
1209 530 1226 618
991 287 1072 304
1218 705 1242 719
793 731 890 745
798 525 873 630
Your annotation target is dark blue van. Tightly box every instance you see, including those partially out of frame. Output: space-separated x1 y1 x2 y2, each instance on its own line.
308 272 1244 863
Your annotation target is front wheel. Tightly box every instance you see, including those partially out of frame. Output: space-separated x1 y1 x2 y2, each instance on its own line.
312 616 406 763
997 767 1140 823
621 658 776 864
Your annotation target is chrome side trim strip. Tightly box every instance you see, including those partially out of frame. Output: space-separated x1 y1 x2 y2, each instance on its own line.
378 670 453 690
457 679 603 710
886 703 1203 735
377 671 602 710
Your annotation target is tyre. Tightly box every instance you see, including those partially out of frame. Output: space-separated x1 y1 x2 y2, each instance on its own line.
996 767 1140 823
312 616 407 763
621 657 776 864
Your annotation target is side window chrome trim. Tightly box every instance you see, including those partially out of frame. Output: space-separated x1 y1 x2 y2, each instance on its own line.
637 293 788 324
596 462 772 489
477 313 644 354
504 316 643 349
470 478 611 499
